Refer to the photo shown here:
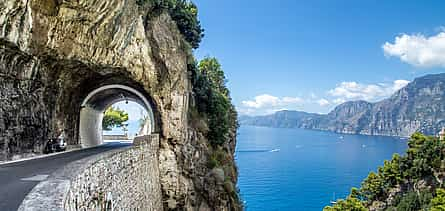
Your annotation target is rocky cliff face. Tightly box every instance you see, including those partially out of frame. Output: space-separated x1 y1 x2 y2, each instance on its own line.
0 0 239 210
240 73 445 137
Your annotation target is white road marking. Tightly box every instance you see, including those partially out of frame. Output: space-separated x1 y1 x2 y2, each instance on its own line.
21 174 49 182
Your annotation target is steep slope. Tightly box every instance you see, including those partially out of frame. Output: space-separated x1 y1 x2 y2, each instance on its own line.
0 0 240 210
240 73 445 137
366 74 445 136
324 133 445 211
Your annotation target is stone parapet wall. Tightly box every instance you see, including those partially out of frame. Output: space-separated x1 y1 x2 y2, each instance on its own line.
19 134 162 211
103 135 130 140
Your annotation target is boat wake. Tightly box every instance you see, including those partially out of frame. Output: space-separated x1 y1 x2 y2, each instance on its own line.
236 149 270 153
269 148 280 152
236 148 281 153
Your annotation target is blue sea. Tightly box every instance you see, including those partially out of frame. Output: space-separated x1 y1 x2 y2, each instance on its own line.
235 126 408 211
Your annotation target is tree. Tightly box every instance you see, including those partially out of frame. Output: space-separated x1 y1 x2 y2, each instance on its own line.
329 132 445 209
407 132 432 155
168 0 204 49
102 106 129 131
191 57 236 146
378 154 402 189
141 0 204 49
198 57 228 96
323 197 368 211
207 91 230 145
431 189 445 211
361 172 384 201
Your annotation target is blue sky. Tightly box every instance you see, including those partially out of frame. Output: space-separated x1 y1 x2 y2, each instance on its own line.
103 101 147 137
192 0 445 115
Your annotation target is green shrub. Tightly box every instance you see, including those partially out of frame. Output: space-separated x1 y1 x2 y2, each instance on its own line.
323 197 367 211
431 189 445 211
207 156 219 169
207 148 232 169
360 172 384 201
394 190 432 211
191 57 236 146
330 132 445 209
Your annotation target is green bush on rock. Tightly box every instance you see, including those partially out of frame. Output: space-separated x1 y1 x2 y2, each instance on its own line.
323 197 367 211
139 0 204 49
324 132 445 210
431 189 445 211
191 57 237 147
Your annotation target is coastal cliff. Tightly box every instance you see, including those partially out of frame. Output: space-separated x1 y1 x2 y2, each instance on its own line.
325 132 445 211
0 0 240 210
240 73 445 137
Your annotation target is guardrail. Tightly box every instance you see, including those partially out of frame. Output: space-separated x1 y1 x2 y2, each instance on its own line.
18 134 162 211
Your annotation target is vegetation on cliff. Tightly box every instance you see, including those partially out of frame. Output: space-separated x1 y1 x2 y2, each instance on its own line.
140 0 236 147
140 1 240 207
139 0 204 48
189 56 240 208
139 1 236 145
137 0 242 207
324 132 445 210
191 57 237 147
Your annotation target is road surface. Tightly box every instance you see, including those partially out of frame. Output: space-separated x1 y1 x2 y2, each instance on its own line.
0 142 130 211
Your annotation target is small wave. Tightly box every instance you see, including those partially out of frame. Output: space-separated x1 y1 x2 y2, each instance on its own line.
295 145 303 149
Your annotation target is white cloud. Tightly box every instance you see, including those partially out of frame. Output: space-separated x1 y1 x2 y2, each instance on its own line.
241 94 303 109
240 94 304 115
310 92 317 99
393 79 410 91
237 107 257 116
383 31 445 67
317 98 330 106
239 80 410 115
333 98 346 104
328 80 409 103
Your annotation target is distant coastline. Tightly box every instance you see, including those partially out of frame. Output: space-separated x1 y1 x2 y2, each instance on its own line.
238 124 410 139
239 73 445 138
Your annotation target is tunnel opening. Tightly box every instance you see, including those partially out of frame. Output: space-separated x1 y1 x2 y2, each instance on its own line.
79 84 156 148
102 101 149 142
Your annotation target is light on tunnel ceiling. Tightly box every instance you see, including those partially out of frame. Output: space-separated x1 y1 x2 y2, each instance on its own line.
120 93 129 104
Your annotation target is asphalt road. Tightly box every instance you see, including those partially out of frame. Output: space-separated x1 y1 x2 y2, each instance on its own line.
0 142 130 211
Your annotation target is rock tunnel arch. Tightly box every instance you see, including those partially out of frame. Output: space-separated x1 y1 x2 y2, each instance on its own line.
79 84 157 148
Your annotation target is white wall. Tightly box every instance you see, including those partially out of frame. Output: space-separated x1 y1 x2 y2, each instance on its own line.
79 106 104 148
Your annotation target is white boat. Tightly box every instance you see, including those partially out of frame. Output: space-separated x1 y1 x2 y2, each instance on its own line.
270 148 280 152
330 192 337 204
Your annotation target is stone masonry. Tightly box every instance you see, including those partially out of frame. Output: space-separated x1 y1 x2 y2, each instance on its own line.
19 134 162 211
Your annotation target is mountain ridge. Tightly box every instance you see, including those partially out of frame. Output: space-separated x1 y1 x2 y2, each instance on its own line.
239 73 445 137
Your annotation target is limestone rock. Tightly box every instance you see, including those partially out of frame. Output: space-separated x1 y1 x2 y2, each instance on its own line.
0 0 240 210
240 73 445 137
